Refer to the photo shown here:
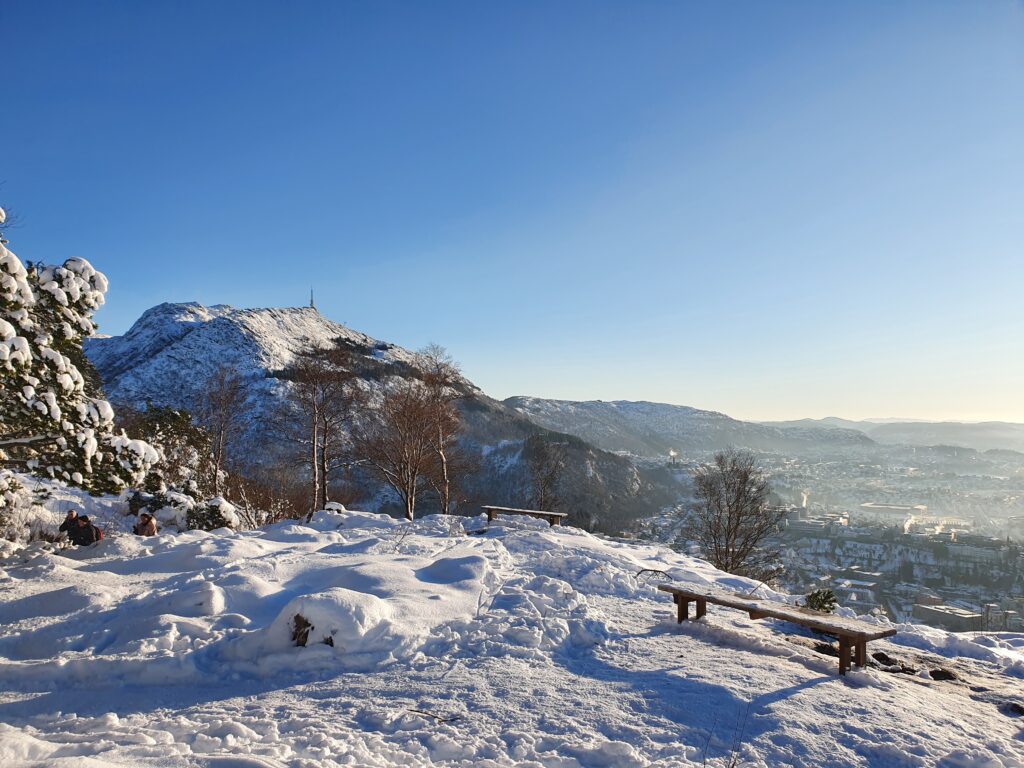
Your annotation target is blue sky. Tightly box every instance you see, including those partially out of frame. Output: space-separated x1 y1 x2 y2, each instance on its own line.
4 1 1023 421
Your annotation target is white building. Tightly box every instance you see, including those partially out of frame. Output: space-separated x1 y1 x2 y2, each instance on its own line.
856 502 927 527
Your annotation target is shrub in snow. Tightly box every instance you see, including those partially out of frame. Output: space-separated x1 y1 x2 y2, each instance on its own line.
306 506 401 532
186 496 239 531
121 405 216 498
129 489 194 531
0 216 157 514
0 475 40 541
128 490 238 532
804 588 838 614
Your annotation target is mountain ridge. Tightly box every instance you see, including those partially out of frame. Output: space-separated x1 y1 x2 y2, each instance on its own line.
762 416 1024 453
504 396 875 457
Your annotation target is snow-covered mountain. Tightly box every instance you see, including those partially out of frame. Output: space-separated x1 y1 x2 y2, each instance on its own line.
84 303 677 530
85 302 429 417
505 397 874 457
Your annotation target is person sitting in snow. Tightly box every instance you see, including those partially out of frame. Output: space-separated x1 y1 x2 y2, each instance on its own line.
60 511 101 546
133 512 158 537
58 509 80 540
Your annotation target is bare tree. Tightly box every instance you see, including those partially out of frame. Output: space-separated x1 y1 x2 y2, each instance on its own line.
524 435 566 511
685 449 785 582
281 347 361 518
229 469 296 529
194 365 249 495
354 380 435 521
419 344 470 515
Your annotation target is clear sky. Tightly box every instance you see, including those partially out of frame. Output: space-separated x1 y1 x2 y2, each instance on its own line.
3 1 1023 422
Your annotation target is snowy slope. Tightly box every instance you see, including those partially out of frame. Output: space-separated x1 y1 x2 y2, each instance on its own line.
2 506 1023 767
505 398 874 457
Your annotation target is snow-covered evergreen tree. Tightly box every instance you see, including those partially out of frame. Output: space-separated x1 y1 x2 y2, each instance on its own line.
0 207 157 508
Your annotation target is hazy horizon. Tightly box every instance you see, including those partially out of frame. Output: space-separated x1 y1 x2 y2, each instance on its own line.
5 1 1023 423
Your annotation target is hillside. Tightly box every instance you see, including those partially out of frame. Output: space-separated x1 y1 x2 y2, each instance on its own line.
1 501 1022 767
84 303 678 531
505 398 874 458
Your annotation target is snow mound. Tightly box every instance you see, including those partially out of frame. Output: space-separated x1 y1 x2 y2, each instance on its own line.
266 587 394 652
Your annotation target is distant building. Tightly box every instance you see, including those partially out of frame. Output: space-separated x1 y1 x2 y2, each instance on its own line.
949 533 1009 564
905 515 972 535
786 518 828 535
857 502 927 527
912 603 983 632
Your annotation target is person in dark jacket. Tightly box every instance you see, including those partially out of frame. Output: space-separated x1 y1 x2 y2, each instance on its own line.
58 509 79 539
71 515 101 545
61 511 101 546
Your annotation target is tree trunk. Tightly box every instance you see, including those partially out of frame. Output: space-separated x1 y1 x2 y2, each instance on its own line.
309 412 319 520
437 445 450 514
405 472 416 521
317 430 329 512
213 429 226 495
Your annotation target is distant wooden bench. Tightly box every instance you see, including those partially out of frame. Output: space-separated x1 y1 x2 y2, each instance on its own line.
481 505 567 527
658 584 897 675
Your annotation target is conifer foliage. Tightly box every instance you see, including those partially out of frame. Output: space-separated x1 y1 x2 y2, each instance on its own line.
0 208 157 508
804 588 838 614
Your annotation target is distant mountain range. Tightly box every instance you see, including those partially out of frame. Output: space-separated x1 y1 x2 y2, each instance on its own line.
762 418 1024 454
504 398 874 457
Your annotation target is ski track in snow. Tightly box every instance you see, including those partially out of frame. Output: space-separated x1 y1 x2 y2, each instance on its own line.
1 511 1023 767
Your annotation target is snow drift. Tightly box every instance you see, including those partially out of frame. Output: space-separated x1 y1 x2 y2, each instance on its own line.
1 504 1023 767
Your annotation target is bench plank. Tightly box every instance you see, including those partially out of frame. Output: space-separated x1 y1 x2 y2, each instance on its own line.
481 506 567 526
658 584 895 641
658 583 896 675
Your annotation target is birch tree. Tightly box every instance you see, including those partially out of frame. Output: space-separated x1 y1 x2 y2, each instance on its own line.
419 344 468 515
524 435 566 512
282 347 360 518
354 380 434 521
195 365 248 494
685 449 785 581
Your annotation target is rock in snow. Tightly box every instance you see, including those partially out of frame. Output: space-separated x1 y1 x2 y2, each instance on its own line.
1 501 1023 767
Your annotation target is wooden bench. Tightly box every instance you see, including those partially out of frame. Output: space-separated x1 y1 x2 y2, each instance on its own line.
481 505 567 527
658 584 897 675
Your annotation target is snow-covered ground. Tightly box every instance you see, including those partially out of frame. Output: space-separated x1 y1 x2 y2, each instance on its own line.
2 508 1023 767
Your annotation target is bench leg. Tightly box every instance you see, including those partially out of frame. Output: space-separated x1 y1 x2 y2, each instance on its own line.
838 637 850 675
855 640 867 668
696 599 707 619
676 597 690 623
